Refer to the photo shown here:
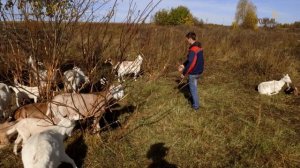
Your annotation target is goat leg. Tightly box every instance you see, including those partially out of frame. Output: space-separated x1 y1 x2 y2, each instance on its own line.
61 153 77 168
13 135 22 155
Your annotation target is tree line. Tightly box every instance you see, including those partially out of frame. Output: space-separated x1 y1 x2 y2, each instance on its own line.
152 0 299 30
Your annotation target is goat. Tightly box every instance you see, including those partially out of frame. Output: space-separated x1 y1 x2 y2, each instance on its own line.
99 59 114 86
63 66 90 93
21 119 76 168
0 103 48 149
0 83 12 119
0 121 16 149
103 59 114 72
109 84 124 100
28 56 60 91
6 117 73 155
28 56 48 88
257 74 292 96
9 79 40 107
80 60 113 93
79 77 108 93
13 103 48 120
116 54 143 82
47 84 124 133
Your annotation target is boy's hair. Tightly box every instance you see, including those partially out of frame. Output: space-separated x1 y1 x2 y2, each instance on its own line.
186 32 196 40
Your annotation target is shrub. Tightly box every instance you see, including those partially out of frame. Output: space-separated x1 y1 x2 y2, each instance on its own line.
168 6 193 25
153 9 170 25
153 6 201 26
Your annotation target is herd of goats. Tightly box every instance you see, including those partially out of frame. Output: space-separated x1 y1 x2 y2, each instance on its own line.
0 54 144 167
0 50 298 167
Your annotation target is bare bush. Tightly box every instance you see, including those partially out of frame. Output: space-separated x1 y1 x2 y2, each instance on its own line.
0 0 161 100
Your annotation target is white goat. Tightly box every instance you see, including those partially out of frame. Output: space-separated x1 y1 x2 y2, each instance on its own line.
257 74 292 95
9 79 40 107
109 84 124 100
117 54 143 82
21 119 76 168
63 66 90 93
6 117 73 155
0 83 11 119
28 56 48 88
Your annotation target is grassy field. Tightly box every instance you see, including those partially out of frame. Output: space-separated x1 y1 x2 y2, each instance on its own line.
0 25 300 167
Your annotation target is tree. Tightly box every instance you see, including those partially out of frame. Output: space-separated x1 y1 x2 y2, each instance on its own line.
153 9 170 25
293 21 300 28
193 17 204 27
235 0 258 30
169 6 193 25
242 9 258 29
153 6 201 26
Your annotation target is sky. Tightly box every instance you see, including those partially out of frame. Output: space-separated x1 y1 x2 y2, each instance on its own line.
107 0 300 25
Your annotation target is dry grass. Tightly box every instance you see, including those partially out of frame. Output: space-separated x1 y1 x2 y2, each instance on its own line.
0 24 300 167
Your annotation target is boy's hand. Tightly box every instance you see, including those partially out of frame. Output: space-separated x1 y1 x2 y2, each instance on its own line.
178 64 184 72
180 74 185 79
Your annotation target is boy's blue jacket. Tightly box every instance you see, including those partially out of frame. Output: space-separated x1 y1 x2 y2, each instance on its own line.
183 42 204 75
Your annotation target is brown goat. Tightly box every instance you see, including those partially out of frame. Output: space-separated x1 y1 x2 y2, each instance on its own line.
47 84 124 133
13 103 48 120
0 103 49 149
0 121 16 148
47 92 108 133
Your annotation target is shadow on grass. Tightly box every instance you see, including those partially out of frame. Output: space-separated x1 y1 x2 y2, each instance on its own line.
147 143 177 168
100 104 136 131
58 134 87 168
117 106 174 140
72 103 136 134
